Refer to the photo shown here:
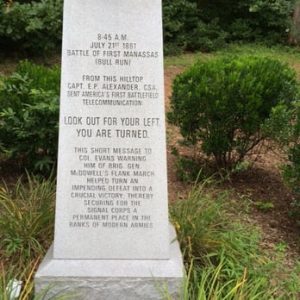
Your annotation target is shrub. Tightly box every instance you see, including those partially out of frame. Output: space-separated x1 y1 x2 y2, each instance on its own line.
0 0 63 53
263 101 300 224
168 55 298 169
285 144 300 223
198 0 294 45
245 0 294 44
162 0 294 54
0 60 60 173
162 0 227 54
185 19 227 53
162 0 199 55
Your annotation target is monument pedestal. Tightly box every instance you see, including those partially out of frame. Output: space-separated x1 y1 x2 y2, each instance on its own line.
35 226 184 300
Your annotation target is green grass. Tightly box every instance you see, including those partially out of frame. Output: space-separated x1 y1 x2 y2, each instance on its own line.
218 44 300 61
164 44 300 79
0 260 38 300
169 182 300 300
0 168 298 299
283 261 300 298
253 201 275 212
164 52 213 68
0 175 77 299
0 174 55 268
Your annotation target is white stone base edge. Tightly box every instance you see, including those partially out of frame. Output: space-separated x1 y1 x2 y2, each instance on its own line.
34 225 185 300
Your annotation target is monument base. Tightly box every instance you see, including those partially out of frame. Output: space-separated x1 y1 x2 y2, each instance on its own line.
35 226 185 300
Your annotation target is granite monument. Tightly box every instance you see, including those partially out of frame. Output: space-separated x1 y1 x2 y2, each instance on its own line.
35 0 184 299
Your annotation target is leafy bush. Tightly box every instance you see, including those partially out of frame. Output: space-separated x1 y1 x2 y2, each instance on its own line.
162 0 198 54
199 0 294 45
0 61 60 173
168 55 298 169
285 144 300 223
263 101 300 224
0 0 63 53
245 0 293 44
282 105 300 219
162 0 294 54
185 19 227 53
162 0 227 54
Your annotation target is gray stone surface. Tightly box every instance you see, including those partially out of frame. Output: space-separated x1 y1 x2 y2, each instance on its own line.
35 226 185 300
35 0 185 298
54 0 169 260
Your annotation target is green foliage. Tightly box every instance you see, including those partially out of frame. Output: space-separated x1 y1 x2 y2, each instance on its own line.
264 101 300 224
0 175 55 268
254 201 275 212
0 0 63 53
186 19 228 53
171 146 205 182
283 261 300 297
162 0 197 54
283 147 300 223
162 0 227 54
0 0 296 55
169 55 298 169
169 185 281 299
0 61 60 173
246 0 293 44
175 156 201 183
0 176 77 300
199 0 294 44
162 0 295 54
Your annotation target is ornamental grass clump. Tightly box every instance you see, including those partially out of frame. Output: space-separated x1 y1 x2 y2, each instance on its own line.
169 184 286 299
0 174 55 268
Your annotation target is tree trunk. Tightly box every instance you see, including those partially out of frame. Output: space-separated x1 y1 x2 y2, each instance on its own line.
289 1 300 45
